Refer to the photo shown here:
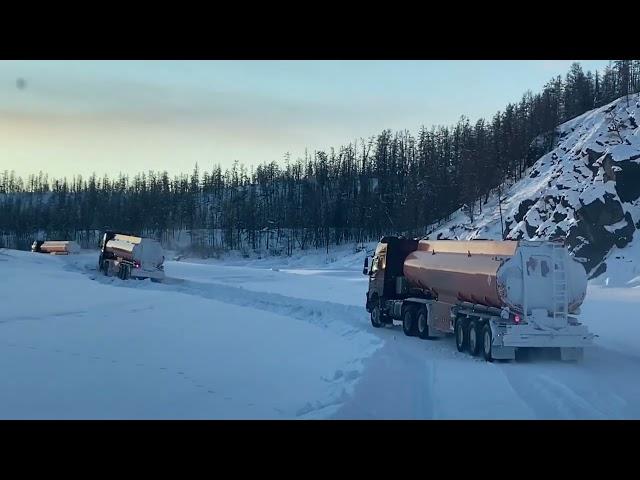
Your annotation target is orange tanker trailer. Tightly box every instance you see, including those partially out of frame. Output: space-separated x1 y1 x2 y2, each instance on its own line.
31 240 81 255
364 236 594 361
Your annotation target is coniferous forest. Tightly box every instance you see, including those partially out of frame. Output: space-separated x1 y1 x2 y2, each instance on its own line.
2 61 640 255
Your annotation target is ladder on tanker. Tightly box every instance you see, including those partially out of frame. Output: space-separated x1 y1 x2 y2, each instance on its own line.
551 243 568 322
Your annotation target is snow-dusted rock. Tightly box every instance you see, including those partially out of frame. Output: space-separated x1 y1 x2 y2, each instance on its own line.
428 94 640 278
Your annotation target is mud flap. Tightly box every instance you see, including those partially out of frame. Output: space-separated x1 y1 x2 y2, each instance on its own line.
560 347 584 361
491 346 516 360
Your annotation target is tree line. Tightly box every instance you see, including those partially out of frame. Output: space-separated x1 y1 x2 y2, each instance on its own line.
1 60 639 254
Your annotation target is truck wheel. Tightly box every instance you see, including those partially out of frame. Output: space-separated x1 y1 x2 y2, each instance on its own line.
417 308 431 339
118 264 130 280
455 318 467 352
482 324 494 362
371 301 384 329
402 306 417 337
468 320 481 356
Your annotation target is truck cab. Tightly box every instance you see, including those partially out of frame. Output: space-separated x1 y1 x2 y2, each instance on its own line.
31 240 45 253
364 236 418 315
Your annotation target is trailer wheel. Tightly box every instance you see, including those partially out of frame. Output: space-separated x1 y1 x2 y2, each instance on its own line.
482 324 494 362
118 264 130 280
455 317 467 352
468 320 481 356
402 306 418 337
417 307 431 339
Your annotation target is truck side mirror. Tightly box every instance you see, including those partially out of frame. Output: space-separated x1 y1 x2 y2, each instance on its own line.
362 256 369 275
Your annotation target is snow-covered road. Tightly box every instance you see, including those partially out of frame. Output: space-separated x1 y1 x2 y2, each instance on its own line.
1 248 639 419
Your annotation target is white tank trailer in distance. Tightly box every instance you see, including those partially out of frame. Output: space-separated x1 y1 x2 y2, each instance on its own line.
98 231 165 281
363 236 594 361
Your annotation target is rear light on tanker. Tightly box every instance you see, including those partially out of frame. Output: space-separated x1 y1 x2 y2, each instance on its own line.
514 314 521 324
134 261 141 268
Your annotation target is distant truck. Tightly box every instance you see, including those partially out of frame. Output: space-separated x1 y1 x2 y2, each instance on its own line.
98 231 165 281
32 240 81 255
363 236 595 361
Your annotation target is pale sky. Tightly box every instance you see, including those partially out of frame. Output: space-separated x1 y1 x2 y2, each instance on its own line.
0 60 611 179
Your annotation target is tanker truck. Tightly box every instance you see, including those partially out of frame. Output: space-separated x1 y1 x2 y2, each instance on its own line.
363 236 595 361
98 231 165 281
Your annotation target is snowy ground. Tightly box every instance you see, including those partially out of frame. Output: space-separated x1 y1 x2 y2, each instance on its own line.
1 246 639 419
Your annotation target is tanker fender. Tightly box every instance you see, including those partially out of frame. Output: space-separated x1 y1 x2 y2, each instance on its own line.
486 319 516 360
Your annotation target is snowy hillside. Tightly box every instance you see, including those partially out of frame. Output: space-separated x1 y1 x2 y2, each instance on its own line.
428 93 640 279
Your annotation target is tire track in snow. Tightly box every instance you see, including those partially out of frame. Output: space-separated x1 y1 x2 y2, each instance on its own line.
532 375 607 419
502 368 608 419
84 268 375 339
331 339 439 419
497 347 640 419
0 310 89 324
63 257 369 335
